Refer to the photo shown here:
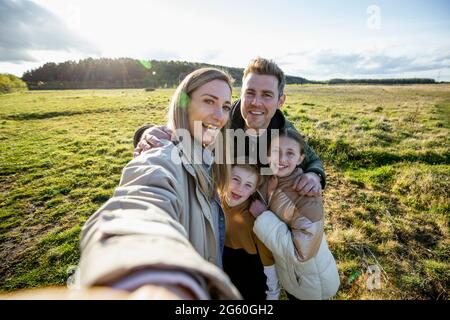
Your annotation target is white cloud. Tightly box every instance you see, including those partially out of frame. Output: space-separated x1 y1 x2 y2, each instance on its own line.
0 0 99 63
277 48 450 80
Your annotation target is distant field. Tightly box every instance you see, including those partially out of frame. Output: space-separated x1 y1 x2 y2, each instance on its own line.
0 85 449 299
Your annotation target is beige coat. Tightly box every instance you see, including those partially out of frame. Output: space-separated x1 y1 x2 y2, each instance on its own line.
78 139 241 299
263 169 325 261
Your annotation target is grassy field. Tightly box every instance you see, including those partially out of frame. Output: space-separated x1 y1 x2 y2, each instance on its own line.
0 85 449 299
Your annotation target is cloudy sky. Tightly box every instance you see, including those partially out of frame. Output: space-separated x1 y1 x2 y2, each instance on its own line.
1 0 449 80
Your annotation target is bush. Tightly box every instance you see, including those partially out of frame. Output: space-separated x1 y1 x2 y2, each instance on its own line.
0 74 28 94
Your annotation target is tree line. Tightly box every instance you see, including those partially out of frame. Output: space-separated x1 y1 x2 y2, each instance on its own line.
325 78 436 85
21 58 308 90
21 57 438 90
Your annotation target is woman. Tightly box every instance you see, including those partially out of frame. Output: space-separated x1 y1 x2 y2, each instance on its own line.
77 68 241 299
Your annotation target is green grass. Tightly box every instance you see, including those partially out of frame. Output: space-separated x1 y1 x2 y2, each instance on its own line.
1 85 449 299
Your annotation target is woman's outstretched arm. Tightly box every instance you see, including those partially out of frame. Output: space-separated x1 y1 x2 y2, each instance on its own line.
78 143 240 299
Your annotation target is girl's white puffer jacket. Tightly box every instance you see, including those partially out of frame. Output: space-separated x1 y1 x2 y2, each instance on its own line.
253 210 340 300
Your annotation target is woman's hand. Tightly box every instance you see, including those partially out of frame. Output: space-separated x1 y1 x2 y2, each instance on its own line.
133 126 173 158
249 199 268 218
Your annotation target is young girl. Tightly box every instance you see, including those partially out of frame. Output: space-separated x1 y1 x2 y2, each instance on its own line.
221 163 280 300
250 128 340 300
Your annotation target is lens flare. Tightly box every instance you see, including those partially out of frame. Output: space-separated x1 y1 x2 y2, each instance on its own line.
139 59 152 69
179 92 190 109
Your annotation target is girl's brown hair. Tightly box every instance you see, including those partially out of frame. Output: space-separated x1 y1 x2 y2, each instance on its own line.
270 128 306 156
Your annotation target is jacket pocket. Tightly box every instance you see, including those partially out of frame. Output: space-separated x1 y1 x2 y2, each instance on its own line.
283 255 301 289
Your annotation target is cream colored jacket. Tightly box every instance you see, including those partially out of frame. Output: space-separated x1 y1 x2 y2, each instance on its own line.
254 211 340 300
78 139 240 299
253 170 340 300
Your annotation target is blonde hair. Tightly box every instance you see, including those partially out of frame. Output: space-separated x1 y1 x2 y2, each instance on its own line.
243 57 286 97
167 67 233 198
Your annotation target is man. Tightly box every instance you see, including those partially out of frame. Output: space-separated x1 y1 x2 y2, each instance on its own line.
135 57 325 196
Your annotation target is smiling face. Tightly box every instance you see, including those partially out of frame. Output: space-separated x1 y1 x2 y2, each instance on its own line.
187 79 232 146
240 73 286 133
225 166 259 207
269 136 306 177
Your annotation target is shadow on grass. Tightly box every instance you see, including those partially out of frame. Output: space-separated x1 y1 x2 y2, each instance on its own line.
2 105 155 121
4 111 87 120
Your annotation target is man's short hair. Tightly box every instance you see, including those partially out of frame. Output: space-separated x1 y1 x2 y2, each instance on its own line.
243 57 286 97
